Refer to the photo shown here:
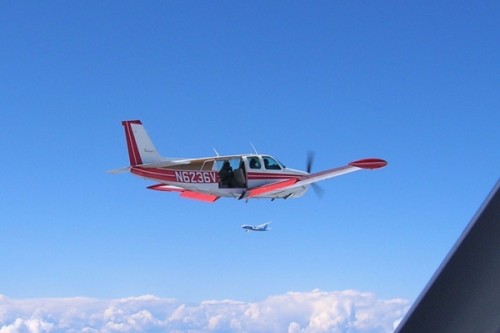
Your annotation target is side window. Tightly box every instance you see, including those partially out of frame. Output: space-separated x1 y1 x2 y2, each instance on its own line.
248 157 261 169
216 158 240 171
263 156 281 170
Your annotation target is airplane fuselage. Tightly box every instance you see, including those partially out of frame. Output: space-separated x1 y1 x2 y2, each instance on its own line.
111 120 387 202
241 224 270 231
131 154 309 200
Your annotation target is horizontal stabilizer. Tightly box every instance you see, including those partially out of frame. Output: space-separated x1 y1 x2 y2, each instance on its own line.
147 184 184 192
107 167 131 174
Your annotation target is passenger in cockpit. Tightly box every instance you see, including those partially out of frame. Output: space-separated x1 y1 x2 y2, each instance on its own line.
219 161 236 187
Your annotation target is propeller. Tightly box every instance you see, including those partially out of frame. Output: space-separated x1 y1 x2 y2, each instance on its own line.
306 151 314 173
306 151 325 198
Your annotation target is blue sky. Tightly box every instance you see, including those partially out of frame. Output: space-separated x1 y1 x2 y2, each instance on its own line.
1 1 499 332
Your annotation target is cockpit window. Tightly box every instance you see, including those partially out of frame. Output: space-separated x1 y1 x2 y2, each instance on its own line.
263 156 281 170
248 157 261 169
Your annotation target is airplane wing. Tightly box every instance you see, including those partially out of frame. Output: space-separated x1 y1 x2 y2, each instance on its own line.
296 158 387 186
240 158 387 199
147 184 220 202
240 179 299 199
394 181 500 333
256 221 272 228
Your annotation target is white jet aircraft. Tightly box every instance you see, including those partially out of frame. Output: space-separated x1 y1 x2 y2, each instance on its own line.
241 222 272 232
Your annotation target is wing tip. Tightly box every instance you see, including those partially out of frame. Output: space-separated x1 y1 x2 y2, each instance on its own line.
349 158 388 169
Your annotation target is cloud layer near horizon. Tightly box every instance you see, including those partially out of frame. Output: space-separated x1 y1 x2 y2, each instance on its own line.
0 290 409 333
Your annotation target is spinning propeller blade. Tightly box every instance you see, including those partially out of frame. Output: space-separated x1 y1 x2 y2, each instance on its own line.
306 151 324 198
306 151 314 174
311 183 325 198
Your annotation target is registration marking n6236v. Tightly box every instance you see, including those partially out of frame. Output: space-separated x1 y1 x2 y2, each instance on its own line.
175 171 218 183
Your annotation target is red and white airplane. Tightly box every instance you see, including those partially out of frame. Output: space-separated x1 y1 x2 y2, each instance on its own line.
110 120 387 202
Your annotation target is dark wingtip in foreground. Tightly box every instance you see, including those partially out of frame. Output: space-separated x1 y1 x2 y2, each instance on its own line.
394 180 500 333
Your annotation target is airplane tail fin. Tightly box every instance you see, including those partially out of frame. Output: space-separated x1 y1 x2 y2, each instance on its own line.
122 120 162 166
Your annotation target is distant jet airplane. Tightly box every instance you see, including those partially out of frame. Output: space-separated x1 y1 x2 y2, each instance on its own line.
241 222 271 232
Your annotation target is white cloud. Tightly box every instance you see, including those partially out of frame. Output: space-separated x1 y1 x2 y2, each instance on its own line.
0 291 409 333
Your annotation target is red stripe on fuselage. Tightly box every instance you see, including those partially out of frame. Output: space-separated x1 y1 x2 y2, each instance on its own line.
131 167 180 183
132 168 305 187
131 167 219 184
246 172 306 181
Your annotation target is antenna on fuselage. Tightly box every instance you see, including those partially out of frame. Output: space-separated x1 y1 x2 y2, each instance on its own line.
213 148 220 156
250 141 259 155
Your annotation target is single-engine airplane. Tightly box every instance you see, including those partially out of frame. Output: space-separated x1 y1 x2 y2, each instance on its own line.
109 120 387 202
241 222 272 232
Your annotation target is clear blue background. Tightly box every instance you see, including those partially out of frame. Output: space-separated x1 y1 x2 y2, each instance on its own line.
1 1 498 304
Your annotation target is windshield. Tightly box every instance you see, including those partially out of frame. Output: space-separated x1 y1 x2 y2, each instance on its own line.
263 156 282 170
